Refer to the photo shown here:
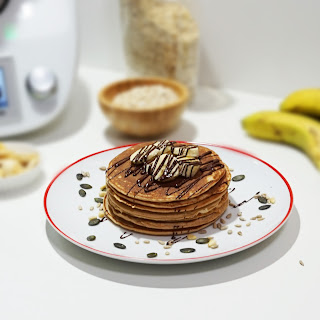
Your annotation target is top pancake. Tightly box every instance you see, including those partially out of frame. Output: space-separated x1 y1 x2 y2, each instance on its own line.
106 142 227 202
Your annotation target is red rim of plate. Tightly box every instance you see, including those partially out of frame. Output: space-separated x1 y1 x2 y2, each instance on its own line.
43 142 294 263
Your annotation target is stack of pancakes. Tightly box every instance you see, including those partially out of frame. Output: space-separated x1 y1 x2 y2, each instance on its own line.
104 142 231 236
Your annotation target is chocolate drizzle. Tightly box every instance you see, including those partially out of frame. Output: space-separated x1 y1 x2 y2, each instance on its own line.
229 191 260 208
120 232 133 239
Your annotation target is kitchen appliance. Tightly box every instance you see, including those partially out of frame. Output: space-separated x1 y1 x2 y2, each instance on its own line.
0 0 78 137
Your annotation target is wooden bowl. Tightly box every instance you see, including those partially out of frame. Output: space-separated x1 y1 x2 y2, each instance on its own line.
98 77 189 137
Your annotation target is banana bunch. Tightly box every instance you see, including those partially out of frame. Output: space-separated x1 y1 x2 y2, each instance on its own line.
242 88 320 169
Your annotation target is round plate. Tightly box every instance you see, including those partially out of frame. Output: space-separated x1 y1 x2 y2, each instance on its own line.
44 143 293 264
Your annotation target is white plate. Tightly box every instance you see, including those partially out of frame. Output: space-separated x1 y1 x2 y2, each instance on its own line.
44 143 293 264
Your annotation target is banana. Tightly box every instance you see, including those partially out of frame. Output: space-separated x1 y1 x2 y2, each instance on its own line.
171 145 199 158
177 156 201 178
280 88 320 117
242 111 320 169
130 140 171 164
146 154 180 181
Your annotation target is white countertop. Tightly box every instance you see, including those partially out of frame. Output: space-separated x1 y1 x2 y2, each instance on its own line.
1 66 318 320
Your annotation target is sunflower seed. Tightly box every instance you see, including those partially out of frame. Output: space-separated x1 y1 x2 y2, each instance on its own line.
180 248 196 253
90 206 94 211
208 239 217 248
165 251 170 255
221 226 228 230
86 235 96 241
258 196 268 204
99 166 106 171
196 238 209 244
114 243 126 249
232 174 245 182
98 212 105 218
257 217 265 221
135 240 140 244
235 224 242 228
187 234 197 240
226 213 232 219
78 205 83 210
251 217 257 220
217 223 222 230
164 245 172 249
79 189 86 197
220 218 226 224
198 229 207 234
259 205 271 210
237 212 242 216
100 185 106 191
99 191 106 197
143 240 150 244
238 231 243 236
158 240 165 245
246 222 251 227
227 230 233 234
96 203 101 208
239 217 246 221
88 218 100 226
80 184 92 189
213 222 217 229
147 252 157 258
270 197 276 204
76 173 83 181
89 215 97 220
94 198 103 203
299 260 304 266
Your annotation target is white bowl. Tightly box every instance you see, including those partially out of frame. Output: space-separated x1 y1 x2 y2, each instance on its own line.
0 141 41 193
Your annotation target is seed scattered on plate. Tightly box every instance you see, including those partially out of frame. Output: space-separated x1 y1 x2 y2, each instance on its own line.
165 251 170 255
158 240 165 245
80 184 92 189
246 222 251 227
94 197 103 203
164 245 172 249
217 223 222 229
99 191 106 197
78 205 83 210
114 243 126 249
135 240 140 244
198 229 207 234
229 168 234 172
89 215 97 220
220 218 226 224
100 185 106 191
251 217 257 220
232 174 245 182
90 206 94 211
99 166 106 171
213 222 217 229
180 248 196 253
143 240 150 244
238 231 243 236
226 213 232 219
88 218 100 226
96 203 101 208
256 214 262 218
257 217 265 221
237 212 242 216
76 173 83 181
86 235 96 241
98 212 105 218
299 260 304 266
270 197 276 204
79 189 86 197
220 225 228 230
187 234 197 240
196 238 209 244
259 205 271 210
258 196 268 204
147 252 157 258
208 239 217 248
227 230 233 234
239 217 246 221
235 224 242 228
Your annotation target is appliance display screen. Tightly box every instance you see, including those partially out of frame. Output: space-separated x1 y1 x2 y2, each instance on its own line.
0 68 8 108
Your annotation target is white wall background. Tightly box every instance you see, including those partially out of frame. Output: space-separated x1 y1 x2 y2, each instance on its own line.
78 0 320 97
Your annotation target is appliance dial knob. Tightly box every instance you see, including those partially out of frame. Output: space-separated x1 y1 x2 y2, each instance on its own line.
26 67 57 100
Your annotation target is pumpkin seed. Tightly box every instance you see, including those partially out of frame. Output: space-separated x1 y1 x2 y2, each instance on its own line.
79 189 86 197
88 218 100 226
86 235 96 241
196 238 209 244
258 196 268 204
232 174 245 182
259 205 271 210
180 248 196 253
94 197 103 203
147 252 157 258
76 173 83 181
80 184 92 189
114 243 126 249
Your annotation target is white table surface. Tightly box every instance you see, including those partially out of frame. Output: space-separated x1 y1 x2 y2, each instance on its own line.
1 66 318 320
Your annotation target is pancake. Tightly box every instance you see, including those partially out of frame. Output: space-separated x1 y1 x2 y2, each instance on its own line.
104 140 230 235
